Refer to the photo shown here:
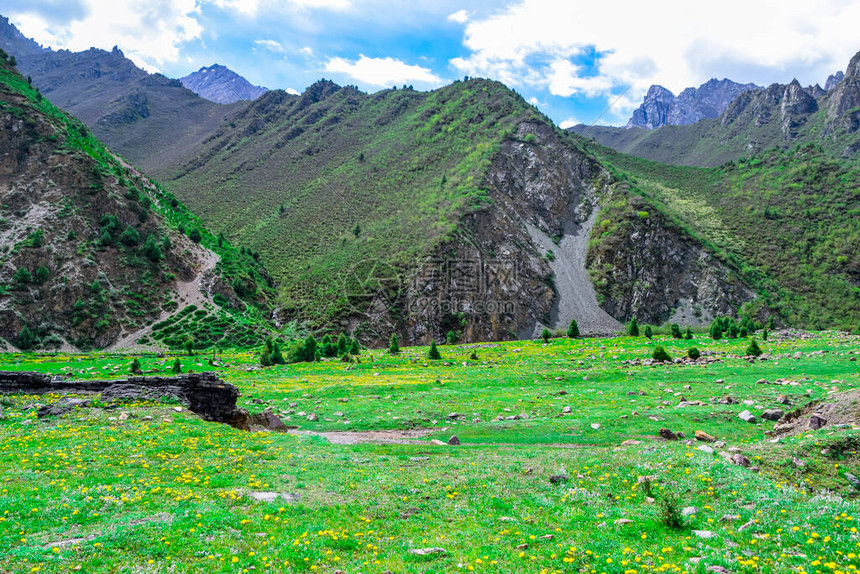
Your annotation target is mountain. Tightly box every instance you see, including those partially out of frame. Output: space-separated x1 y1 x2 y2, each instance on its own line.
0 58 274 351
181 64 267 104
573 52 860 167
825 71 845 91
0 16 45 58
627 78 760 129
0 17 239 177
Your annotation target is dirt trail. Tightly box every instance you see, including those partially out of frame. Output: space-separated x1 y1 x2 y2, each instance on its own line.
525 211 622 336
108 247 220 351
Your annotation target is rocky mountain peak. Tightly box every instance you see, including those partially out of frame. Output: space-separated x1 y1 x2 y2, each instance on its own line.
627 78 760 129
180 64 267 104
825 70 845 91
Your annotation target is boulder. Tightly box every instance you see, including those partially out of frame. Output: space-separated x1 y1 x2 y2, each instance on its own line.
695 430 716 442
738 410 756 423
761 409 784 421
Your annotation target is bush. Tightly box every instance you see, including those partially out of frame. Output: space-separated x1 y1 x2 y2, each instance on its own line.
746 338 763 357
184 336 195 356
670 323 682 339
652 345 672 362
13 268 31 284
469 351 478 360
687 347 701 360
16 326 37 350
644 325 653 339
349 338 360 355
336 333 349 355
627 317 639 336
727 324 739 339
260 337 285 366
130 358 142 374
142 235 161 262
567 319 579 339
34 266 49 285
388 333 400 355
709 320 722 340
446 330 457 345
684 326 693 340
28 230 44 248
658 492 684 529
427 340 441 360
287 336 318 363
540 328 552 343
120 226 140 246
189 228 202 243
320 334 337 358
91 280 102 294
171 358 182 373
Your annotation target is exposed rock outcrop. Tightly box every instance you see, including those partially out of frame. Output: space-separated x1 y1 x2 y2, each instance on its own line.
627 79 760 129
180 64 267 104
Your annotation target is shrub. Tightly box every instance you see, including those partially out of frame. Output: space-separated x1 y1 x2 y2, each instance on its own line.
13 268 31 284
120 226 140 246
687 347 701 360
446 330 457 345
171 358 182 373
142 235 161 262
349 338 360 355
627 317 639 336
644 325 653 339
541 328 552 343
260 337 285 366
652 345 672 362
739 326 748 338
320 334 337 358
709 320 722 340
287 336 318 363
336 333 349 355
34 266 49 285
427 340 441 360
184 336 195 356
762 328 768 341
469 351 478 360
567 319 579 339
16 326 37 350
189 228 202 243
28 230 44 248
130 358 142 374
670 323 682 339
746 338 763 357
388 333 400 355
727 324 739 339
658 492 684 529
91 280 102 294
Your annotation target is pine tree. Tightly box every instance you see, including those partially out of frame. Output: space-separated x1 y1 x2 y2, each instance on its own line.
627 317 639 336
670 323 682 339
336 333 349 355
388 333 400 355
446 331 457 345
652 345 672 362
644 325 653 339
130 358 142 374
350 338 360 355
184 336 195 356
428 340 441 360
541 328 552 343
684 326 693 340
171 358 182 373
567 319 580 339
745 338 763 357
709 320 722 340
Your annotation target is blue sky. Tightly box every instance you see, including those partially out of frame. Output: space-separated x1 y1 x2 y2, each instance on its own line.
4 0 860 127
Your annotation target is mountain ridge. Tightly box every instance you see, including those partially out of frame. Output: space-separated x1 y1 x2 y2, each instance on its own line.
180 64 267 104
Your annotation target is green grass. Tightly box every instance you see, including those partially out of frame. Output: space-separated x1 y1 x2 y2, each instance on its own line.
1 331 858 573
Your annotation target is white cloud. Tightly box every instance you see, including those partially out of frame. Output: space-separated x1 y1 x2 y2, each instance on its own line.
299 46 314 56
447 9 469 24
286 88 300 95
324 54 445 88
9 0 203 72
452 0 860 116
213 0 349 17
559 118 580 129
254 39 285 52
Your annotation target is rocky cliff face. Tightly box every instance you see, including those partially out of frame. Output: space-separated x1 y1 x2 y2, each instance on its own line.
627 78 760 129
824 71 845 91
586 185 755 326
180 64 267 104
0 64 241 350
0 16 45 58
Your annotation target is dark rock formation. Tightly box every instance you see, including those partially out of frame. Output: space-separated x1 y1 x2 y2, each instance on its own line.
180 64 267 104
627 79 760 129
824 71 844 91
0 371 242 424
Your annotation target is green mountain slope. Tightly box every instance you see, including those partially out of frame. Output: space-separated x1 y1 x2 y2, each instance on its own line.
0 57 275 351
586 141 860 329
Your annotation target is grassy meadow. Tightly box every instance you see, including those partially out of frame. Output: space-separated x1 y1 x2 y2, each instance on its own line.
1 331 859 573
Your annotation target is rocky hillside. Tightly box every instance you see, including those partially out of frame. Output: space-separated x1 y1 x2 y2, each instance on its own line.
3 30 236 176
0 60 274 351
574 52 860 167
181 64 267 104
627 78 760 129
